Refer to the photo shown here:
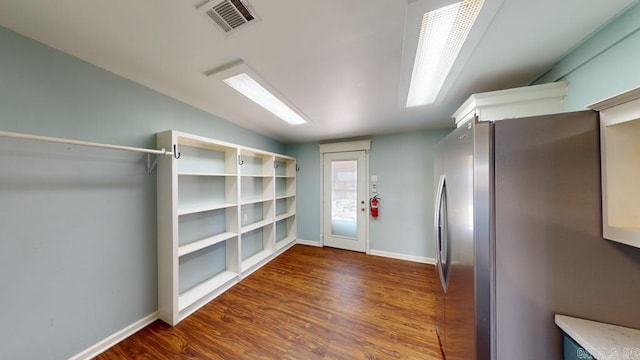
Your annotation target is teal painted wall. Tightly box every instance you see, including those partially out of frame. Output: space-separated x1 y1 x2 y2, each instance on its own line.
284 143 321 242
0 29 283 152
0 27 283 360
534 2 640 109
563 28 640 110
286 129 451 260
369 129 451 258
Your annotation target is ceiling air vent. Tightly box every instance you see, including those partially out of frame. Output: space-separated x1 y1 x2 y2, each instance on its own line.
200 0 260 33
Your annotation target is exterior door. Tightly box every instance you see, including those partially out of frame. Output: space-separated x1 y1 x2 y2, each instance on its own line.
322 151 367 252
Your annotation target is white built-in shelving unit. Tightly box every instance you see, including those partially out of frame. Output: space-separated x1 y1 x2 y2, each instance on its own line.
156 130 297 325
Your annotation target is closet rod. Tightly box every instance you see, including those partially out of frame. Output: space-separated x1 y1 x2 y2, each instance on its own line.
0 130 174 156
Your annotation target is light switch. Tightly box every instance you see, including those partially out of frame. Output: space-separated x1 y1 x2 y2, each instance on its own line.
371 175 378 182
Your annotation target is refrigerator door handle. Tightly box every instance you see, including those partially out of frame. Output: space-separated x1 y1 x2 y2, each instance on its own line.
434 175 444 262
435 174 448 293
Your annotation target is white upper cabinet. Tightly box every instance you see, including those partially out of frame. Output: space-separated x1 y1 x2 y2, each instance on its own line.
589 87 640 249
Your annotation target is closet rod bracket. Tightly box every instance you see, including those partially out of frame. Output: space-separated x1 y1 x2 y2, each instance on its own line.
146 151 164 174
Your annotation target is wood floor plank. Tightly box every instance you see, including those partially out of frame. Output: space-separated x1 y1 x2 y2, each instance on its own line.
95 245 443 359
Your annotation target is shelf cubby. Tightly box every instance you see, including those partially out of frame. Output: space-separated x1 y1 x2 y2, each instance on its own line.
177 175 237 215
275 156 297 178
274 159 287 177
176 140 237 175
240 175 274 204
178 207 238 257
275 196 296 220
275 177 296 198
276 216 296 251
178 240 238 311
239 150 274 177
241 224 274 273
178 270 237 313
240 200 273 231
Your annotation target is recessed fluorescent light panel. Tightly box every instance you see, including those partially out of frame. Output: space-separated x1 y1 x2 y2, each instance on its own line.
223 73 307 125
406 0 484 107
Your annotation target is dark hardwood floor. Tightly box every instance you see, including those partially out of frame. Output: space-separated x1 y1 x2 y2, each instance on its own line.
96 245 442 359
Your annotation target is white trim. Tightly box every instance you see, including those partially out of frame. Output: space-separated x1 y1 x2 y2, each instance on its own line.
69 312 158 360
296 239 323 247
587 85 640 111
452 82 568 127
369 249 436 265
318 140 371 153
364 150 370 253
296 240 436 264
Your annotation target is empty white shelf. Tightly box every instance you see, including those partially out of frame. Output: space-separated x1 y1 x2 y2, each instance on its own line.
178 232 237 257
178 172 236 177
240 198 273 206
275 212 295 222
178 270 238 311
275 194 295 200
241 249 273 272
240 174 273 178
241 219 272 234
178 202 236 216
276 236 296 250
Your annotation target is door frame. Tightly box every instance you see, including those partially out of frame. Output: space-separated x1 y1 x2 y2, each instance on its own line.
319 140 371 253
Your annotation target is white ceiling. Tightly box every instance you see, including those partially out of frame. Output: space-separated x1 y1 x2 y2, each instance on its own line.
0 0 635 143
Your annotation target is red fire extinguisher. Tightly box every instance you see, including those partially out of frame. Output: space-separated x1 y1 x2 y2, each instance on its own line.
370 195 379 218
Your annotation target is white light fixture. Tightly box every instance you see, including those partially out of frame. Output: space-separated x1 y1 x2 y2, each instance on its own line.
406 0 484 107
223 73 307 125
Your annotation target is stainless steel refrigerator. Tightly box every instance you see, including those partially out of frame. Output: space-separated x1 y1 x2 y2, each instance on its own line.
433 111 604 359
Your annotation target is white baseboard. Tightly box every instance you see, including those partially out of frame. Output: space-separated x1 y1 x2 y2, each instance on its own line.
69 312 158 360
295 241 434 265
369 249 436 265
296 239 322 247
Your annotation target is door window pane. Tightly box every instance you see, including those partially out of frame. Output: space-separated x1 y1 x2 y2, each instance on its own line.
331 160 357 238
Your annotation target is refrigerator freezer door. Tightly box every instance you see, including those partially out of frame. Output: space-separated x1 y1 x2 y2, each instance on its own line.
434 123 476 359
492 111 601 359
